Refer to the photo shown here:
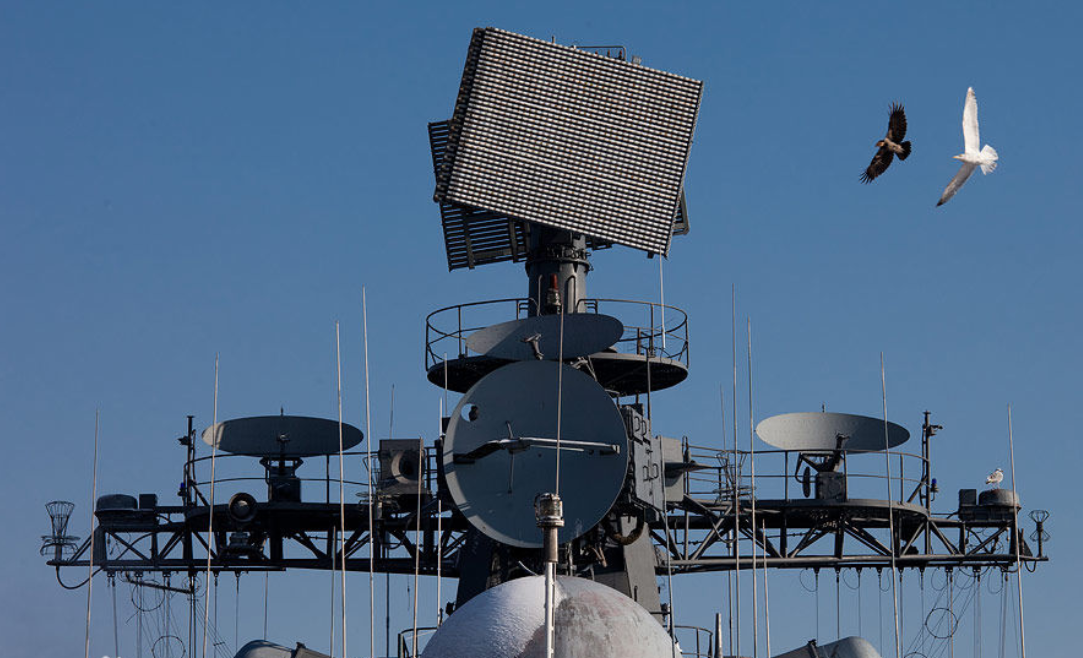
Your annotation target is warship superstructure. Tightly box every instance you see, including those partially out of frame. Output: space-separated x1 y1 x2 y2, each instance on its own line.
41 27 1048 658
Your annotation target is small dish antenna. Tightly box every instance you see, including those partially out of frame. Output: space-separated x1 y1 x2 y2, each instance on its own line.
466 313 623 361
755 412 909 452
202 415 364 458
443 360 629 548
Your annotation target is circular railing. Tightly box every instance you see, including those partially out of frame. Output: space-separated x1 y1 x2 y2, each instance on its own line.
424 297 689 370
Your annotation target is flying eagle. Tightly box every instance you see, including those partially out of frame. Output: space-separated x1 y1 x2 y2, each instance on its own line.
937 87 998 206
985 467 1004 488
861 103 911 183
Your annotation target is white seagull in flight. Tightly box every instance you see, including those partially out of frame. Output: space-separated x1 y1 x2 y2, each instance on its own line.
985 467 1004 488
937 87 998 206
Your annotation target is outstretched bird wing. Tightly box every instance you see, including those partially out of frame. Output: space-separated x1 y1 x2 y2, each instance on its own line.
962 87 980 155
861 147 894 183
937 162 977 206
887 103 907 142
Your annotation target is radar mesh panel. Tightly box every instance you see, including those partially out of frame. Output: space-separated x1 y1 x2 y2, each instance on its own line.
433 28 702 260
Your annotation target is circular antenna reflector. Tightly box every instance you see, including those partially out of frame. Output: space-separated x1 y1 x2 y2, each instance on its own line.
466 314 623 361
202 415 363 458
755 412 909 452
443 360 628 548
228 492 258 524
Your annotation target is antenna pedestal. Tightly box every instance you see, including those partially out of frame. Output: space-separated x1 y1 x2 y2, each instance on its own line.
525 229 589 316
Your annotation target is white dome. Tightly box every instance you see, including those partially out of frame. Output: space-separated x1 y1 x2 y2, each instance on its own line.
421 576 681 658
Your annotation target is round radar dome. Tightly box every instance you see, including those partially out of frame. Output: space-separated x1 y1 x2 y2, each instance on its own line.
421 576 681 658
443 360 628 548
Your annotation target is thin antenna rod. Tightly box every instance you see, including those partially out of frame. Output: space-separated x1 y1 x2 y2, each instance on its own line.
554 302 565 496
202 355 220 658
411 435 424 657
1007 405 1027 658
437 398 444 627
649 341 677 658
748 318 758 658
390 384 396 437
112 577 119 658
748 318 772 657
84 409 100 658
387 383 396 654
659 256 666 351
336 322 348 658
881 353 902 658
362 288 376 658
731 285 741 658
720 386 734 658
330 411 337 658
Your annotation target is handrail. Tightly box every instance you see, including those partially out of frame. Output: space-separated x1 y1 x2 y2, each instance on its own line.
424 297 690 370
683 444 931 506
673 624 714 658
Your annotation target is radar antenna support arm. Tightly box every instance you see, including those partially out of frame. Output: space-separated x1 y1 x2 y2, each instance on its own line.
453 437 621 464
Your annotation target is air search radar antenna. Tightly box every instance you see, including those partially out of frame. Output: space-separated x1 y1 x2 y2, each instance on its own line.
202 415 364 503
201 415 363 458
756 411 910 500
429 27 703 314
755 412 910 453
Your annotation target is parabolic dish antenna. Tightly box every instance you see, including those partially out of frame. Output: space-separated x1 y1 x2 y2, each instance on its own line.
202 415 364 458
755 412 909 452
465 313 623 361
443 360 629 548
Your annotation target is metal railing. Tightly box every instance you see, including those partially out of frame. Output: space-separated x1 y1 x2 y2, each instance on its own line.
185 451 373 507
397 626 437 658
424 297 689 370
682 440 931 507
673 624 715 657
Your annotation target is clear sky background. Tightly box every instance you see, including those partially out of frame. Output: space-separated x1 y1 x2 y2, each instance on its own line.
2 3 1080 657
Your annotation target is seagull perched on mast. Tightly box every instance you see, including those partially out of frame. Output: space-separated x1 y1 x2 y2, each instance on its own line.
937 87 998 206
861 103 911 184
985 467 1004 488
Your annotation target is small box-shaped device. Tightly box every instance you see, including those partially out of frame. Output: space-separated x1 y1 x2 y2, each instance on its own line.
377 439 427 496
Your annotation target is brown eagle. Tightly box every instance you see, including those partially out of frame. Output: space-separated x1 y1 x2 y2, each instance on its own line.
860 103 911 183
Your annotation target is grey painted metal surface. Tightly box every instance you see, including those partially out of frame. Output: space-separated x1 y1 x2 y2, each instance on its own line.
443 360 628 548
755 412 909 452
202 415 363 458
232 640 331 658
232 640 292 658
771 636 881 658
623 406 664 514
422 575 680 658
433 28 702 257
465 313 623 361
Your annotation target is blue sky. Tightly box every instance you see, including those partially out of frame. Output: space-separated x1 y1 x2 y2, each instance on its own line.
2 3 1080 657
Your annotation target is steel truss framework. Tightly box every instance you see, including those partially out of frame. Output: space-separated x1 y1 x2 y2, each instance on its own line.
48 491 1045 581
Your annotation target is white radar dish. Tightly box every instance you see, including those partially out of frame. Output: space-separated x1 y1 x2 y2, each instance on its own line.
466 313 623 361
755 412 909 452
443 360 629 548
202 415 364 458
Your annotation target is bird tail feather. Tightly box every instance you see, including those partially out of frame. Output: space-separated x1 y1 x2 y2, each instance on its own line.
980 144 998 174
898 141 912 161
